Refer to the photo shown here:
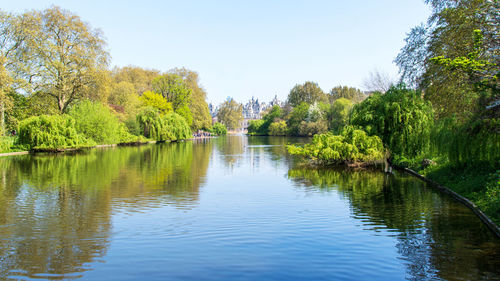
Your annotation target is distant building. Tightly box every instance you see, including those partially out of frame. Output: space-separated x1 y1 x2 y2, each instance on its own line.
242 95 283 120
208 103 218 117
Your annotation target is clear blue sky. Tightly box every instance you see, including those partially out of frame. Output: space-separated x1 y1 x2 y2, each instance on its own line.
1 0 430 105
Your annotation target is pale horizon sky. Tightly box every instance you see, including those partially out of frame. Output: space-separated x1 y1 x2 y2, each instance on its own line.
1 0 431 105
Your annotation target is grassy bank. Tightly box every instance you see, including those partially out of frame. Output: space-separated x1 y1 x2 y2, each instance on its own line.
405 159 499 225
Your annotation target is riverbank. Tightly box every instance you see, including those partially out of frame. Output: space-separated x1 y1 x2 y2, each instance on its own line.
0 135 221 157
397 166 500 238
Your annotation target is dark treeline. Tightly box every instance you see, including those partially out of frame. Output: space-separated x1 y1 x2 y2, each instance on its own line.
0 7 226 152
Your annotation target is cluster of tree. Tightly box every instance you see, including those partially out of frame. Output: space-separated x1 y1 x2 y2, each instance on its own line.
216 98 243 131
287 0 498 221
287 127 384 165
0 7 216 149
248 82 368 136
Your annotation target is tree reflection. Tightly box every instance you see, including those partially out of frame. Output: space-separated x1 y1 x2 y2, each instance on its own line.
0 141 212 279
288 168 500 280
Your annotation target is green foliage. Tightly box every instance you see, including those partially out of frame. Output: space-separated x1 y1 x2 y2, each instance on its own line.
169 68 212 130
0 136 15 153
325 98 354 133
7 7 109 113
298 120 328 137
69 101 136 145
108 81 141 116
475 170 500 224
350 84 434 158
268 121 287 136
136 107 191 141
328 86 366 103
432 116 499 166
247 119 265 135
17 114 94 150
286 102 309 136
396 0 499 118
421 161 500 225
287 81 326 107
175 104 194 127
247 105 282 135
209 122 227 136
287 127 384 165
152 74 192 111
217 98 243 130
140 90 173 114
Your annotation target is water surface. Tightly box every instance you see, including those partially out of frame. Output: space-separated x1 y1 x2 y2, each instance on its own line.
0 136 498 280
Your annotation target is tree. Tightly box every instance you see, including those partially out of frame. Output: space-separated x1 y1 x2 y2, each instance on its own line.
287 81 326 107
169 68 212 130
15 6 109 113
139 91 172 114
325 98 354 133
268 120 287 136
107 81 140 116
0 11 26 134
362 69 394 93
111 66 159 94
328 86 366 103
286 102 309 136
152 74 193 126
152 74 191 111
350 84 434 158
395 0 499 118
217 98 243 130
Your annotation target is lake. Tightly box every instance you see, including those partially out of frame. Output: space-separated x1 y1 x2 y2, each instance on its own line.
0 135 498 280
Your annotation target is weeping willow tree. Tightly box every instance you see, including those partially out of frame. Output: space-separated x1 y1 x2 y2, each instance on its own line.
136 107 191 141
350 84 434 159
287 127 384 165
17 115 95 150
433 114 499 167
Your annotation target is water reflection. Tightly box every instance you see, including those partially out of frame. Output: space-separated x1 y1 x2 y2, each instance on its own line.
0 141 212 279
288 168 500 280
0 137 498 280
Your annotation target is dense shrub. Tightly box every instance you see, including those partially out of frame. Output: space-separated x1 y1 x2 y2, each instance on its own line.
210 122 227 135
247 119 265 135
17 115 95 150
137 107 192 141
350 84 434 158
287 127 384 165
69 101 137 144
268 120 287 136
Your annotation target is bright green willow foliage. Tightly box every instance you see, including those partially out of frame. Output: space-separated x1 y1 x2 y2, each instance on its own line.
432 116 500 166
17 115 95 150
69 101 137 145
287 127 384 165
350 84 434 158
136 107 191 141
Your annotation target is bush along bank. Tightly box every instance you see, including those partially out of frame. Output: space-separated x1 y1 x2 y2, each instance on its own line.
12 101 196 153
287 84 499 226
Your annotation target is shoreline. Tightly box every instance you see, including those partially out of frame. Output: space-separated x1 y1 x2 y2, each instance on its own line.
0 136 219 158
396 166 500 238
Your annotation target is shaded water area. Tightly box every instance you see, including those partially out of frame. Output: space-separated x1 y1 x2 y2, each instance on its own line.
0 135 499 280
